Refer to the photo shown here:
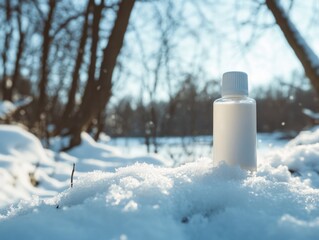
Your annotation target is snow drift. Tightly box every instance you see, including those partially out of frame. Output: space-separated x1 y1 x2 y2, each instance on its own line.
1 125 319 239
0 125 171 208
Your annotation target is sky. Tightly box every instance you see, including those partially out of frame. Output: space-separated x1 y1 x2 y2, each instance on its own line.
223 0 319 88
114 0 319 102
200 0 319 88
4 0 316 104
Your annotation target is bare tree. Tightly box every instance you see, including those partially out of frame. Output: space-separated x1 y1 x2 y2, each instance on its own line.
66 0 136 149
35 0 57 121
55 0 93 135
1 0 13 101
9 1 26 102
35 0 83 122
266 0 319 93
78 0 105 119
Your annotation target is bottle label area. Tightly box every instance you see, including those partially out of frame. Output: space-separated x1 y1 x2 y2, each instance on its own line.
213 102 257 170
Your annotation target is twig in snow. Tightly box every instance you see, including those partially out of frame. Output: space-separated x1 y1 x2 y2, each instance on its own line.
70 163 75 188
29 162 40 187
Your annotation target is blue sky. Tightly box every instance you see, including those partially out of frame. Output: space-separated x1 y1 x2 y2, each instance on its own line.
112 0 319 103
221 0 319 88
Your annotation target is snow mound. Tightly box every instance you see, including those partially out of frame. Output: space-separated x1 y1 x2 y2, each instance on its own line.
0 125 173 208
287 126 319 146
0 98 32 119
69 132 121 156
0 125 68 207
50 132 173 173
0 125 50 163
0 101 16 119
1 125 319 239
267 126 319 188
1 161 319 240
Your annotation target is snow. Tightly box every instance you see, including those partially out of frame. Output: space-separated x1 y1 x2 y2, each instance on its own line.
0 98 32 119
303 108 319 120
287 125 319 146
0 101 16 119
1 124 319 239
0 125 173 208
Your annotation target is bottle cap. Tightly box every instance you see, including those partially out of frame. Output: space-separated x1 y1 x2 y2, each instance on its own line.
221 71 248 96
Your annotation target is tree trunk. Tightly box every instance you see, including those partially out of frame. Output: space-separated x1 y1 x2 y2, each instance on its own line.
266 0 319 93
66 0 136 150
36 0 56 121
93 109 106 141
150 104 158 153
9 2 26 101
55 0 93 135
79 0 105 114
1 0 12 101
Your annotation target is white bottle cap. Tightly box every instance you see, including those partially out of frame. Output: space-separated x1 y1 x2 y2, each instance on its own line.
222 71 248 96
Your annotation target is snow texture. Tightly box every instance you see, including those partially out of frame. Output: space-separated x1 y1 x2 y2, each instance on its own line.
1 125 319 239
0 125 172 208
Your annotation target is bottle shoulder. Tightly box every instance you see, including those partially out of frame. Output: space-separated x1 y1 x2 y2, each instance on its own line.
214 96 255 104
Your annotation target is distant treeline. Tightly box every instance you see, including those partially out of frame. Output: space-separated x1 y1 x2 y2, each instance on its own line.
105 78 319 138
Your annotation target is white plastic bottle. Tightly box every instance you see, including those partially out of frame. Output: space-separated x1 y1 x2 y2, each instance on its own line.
213 71 257 171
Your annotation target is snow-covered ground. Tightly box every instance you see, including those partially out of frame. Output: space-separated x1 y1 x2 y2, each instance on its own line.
107 133 288 164
1 124 319 239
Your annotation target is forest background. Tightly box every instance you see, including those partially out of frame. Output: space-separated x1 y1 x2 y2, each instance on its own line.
1 0 319 150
